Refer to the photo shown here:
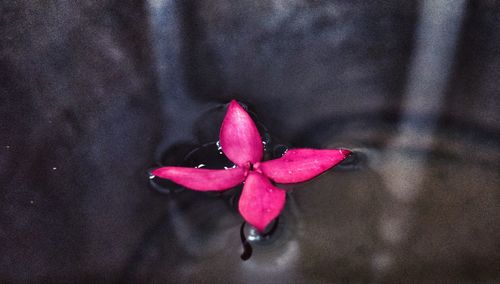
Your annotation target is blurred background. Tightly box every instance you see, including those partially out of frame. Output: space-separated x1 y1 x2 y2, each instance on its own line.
1 0 499 282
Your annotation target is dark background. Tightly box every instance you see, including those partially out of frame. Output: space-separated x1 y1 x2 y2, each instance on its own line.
1 0 499 282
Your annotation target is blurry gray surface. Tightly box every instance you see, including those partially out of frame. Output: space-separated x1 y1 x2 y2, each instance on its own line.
1 0 500 283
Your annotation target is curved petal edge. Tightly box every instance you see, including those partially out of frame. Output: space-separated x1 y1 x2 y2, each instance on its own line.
258 148 351 184
152 166 246 191
219 100 263 166
238 172 285 232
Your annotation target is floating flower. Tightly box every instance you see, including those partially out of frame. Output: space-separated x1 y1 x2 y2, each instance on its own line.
152 100 350 232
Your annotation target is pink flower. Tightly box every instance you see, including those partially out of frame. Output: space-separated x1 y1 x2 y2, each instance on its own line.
152 100 351 232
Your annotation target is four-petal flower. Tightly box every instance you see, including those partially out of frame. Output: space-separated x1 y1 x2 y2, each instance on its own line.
152 100 351 232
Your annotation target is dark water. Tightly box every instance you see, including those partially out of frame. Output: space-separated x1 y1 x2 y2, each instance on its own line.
1 0 500 283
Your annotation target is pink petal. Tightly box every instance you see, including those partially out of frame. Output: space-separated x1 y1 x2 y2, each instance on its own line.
219 100 263 166
151 166 246 191
258 148 351 184
238 172 285 232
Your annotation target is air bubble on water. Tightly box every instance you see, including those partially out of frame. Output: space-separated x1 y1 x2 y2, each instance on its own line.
261 132 271 147
273 144 289 158
196 164 206 168
5 145 10 149
52 167 57 170
30 200 34 204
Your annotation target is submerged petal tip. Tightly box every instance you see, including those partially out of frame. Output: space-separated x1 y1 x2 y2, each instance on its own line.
229 99 239 107
340 149 352 157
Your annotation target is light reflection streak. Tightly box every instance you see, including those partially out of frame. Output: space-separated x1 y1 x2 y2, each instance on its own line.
374 0 467 275
146 0 205 155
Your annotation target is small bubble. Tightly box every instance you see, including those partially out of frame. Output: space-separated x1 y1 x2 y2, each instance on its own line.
30 200 34 204
273 144 289 158
52 167 57 170
148 174 155 180
247 227 261 241
5 145 10 149
248 235 259 241
261 130 271 145
216 140 222 150
195 164 206 168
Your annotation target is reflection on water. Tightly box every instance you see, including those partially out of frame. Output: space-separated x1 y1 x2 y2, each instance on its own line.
378 0 467 277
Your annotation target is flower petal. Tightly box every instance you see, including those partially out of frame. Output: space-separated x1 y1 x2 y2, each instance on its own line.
258 148 351 184
152 166 246 191
220 100 263 166
238 172 285 232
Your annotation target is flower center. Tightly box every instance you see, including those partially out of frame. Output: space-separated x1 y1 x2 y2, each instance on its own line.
243 161 262 177
253 162 262 174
